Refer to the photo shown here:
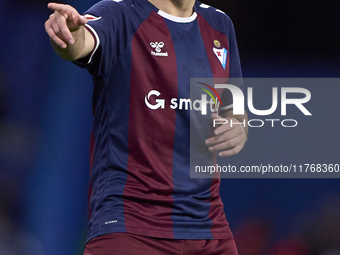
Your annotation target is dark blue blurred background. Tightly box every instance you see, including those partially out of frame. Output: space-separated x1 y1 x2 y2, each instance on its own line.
0 0 339 254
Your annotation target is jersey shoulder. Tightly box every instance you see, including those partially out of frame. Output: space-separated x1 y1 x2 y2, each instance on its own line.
85 0 132 15
85 0 154 23
195 1 235 36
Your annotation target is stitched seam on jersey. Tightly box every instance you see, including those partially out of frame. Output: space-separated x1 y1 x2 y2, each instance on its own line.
97 85 111 229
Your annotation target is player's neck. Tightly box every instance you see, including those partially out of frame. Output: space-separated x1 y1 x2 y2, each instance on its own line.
148 0 195 17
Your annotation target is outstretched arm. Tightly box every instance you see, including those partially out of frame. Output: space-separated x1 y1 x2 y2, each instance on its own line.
45 3 95 61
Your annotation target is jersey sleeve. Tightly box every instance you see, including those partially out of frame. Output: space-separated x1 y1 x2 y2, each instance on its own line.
220 16 243 113
73 0 127 77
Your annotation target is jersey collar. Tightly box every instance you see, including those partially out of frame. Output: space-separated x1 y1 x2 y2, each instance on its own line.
157 10 197 23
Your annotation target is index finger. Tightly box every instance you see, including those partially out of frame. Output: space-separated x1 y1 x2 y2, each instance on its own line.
48 3 64 12
47 3 73 16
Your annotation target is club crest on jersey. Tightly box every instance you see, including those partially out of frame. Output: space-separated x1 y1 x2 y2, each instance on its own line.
214 40 221 48
213 47 227 70
150 42 168 57
84 14 102 22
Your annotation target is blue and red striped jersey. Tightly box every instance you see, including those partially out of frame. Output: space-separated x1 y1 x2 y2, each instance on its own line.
76 0 242 243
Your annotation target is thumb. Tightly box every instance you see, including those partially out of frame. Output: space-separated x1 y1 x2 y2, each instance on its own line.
67 13 87 31
75 15 87 26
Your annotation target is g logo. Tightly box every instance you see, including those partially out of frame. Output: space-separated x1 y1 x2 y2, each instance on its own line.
145 90 165 110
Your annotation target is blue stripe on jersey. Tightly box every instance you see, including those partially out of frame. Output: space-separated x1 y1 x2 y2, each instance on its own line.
87 43 134 243
164 18 215 239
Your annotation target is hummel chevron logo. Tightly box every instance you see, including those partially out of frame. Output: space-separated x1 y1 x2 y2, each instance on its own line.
150 42 168 57
150 42 164 52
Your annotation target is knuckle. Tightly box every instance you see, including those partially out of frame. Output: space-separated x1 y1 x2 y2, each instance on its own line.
221 133 229 141
215 137 222 145
213 145 220 151
56 14 65 22
60 27 71 35
232 147 239 155
212 145 219 152
65 5 75 12
211 137 218 143
46 29 53 37
51 23 59 32
46 27 54 35
51 36 59 43
51 35 58 41
224 141 231 149
229 149 236 156
46 31 53 37
51 33 59 40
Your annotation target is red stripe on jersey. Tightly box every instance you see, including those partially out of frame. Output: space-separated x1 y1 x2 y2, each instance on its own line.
197 15 230 79
123 12 178 238
198 15 231 238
